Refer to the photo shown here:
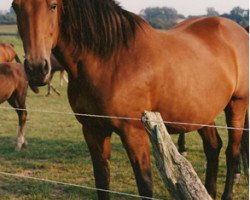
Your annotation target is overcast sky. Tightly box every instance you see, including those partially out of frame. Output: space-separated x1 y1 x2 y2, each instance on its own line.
0 0 249 16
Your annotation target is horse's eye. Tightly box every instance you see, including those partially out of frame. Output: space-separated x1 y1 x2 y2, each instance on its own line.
49 3 57 11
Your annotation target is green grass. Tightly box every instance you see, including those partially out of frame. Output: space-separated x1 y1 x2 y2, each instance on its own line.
0 25 248 199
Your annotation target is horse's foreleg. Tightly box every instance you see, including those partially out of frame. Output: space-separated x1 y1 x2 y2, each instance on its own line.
82 125 112 200
16 108 28 151
222 99 248 200
198 123 222 199
8 95 28 151
120 125 153 199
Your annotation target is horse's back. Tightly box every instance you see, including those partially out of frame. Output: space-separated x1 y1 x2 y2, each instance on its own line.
158 17 248 98
172 17 249 97
0 43 16 63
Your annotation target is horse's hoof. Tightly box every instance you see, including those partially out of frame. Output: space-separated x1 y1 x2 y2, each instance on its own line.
180 151 187 157
234 173 241 184
15 144 22 151
15 139 28 151
23 139 28 148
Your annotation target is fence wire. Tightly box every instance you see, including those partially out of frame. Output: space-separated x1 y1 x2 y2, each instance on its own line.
0 172 162 200
0 106 248 131
0 105 248 199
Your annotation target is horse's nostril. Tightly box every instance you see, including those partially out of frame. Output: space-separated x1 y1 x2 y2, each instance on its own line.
41 59 49 76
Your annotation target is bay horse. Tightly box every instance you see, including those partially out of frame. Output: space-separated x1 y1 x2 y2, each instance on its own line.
0 43 21 63
13 0 249 199
0 62 28 151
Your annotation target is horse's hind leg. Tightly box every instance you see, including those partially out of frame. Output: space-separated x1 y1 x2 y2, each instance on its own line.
119 125 153 199
198 123 222 199
240 110 249 176
177 133 187 156
60 70 68 86
222 98 248 200
50 84 61 96
46 81 52 96
46 83 60 96
46 76 60 96
8 94 27 151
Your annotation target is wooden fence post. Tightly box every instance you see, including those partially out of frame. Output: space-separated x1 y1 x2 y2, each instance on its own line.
141 111 212 200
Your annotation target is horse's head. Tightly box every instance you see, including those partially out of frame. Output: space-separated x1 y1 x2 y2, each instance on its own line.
12 0 61 86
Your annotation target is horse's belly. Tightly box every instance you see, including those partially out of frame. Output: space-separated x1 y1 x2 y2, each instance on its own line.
0 77 15 103
156 94 231 133
0 91 13 103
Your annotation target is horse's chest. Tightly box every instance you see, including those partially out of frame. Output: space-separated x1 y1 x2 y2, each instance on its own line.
67 79 105 116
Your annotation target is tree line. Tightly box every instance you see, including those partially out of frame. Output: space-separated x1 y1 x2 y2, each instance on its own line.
0 8 16 24
140 6 249 29
0 6 249 29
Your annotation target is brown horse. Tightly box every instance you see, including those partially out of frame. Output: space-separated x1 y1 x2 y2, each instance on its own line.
0 62 28 150
13 0 249 199
0 43 21 63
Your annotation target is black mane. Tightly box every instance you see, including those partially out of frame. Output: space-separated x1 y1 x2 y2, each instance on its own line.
61 0 144 58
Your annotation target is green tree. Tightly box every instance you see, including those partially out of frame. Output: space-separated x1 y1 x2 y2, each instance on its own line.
140 7 185 29
206 7 219 16
221 6 249 27
0 7 16 25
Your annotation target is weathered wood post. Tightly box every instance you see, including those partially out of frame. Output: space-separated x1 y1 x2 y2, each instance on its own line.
141 111 212 200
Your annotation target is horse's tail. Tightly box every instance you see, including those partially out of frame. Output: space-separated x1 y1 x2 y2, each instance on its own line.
15 54 21 63
29 85 40 94
241 110 249 179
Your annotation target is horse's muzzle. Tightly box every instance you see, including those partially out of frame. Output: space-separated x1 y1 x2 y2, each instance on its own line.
24 59 50 86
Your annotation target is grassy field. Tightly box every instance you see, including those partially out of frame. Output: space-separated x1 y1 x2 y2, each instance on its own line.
0 25 18 36
0 25 248 199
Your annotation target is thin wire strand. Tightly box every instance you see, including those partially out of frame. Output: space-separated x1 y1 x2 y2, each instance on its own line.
0 106 248 131
0 106 247 199
0 171 162 200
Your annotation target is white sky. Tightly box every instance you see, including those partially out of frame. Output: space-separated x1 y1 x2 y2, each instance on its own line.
0 0 249 16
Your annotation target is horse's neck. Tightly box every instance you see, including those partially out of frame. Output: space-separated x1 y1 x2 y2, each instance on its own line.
56 23 153 83
59 46 116 115
56 41 114 85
